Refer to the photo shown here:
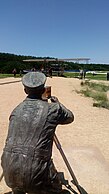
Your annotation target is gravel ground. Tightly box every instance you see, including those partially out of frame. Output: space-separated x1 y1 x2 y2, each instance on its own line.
0 76 109 194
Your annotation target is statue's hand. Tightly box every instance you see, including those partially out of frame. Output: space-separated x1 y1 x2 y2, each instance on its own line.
50 96 59 103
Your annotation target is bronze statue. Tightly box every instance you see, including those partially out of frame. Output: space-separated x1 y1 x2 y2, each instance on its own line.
1 72 74 194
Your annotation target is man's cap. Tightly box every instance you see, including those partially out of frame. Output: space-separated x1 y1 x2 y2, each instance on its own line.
22 72 47 89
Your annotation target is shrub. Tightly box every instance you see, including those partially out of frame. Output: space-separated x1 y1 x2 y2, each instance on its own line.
78 81 109 110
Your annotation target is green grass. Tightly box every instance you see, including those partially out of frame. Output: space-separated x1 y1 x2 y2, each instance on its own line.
78 81 109 110
86 73 107 80
63 72 79 78
0 72 108 81
63 72 107 80
93 101 109 109
81 81 109 92
0 74 21 78
81 89 108 101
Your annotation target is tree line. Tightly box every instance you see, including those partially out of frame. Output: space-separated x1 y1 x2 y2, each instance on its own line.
0 52 109 74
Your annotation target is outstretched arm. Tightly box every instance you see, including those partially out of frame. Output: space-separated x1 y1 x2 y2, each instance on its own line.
50 96 74 125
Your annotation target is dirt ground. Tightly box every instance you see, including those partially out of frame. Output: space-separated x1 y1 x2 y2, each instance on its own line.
0 76 109 194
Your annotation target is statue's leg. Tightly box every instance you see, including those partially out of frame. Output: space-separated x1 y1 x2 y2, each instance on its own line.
45 159 62 193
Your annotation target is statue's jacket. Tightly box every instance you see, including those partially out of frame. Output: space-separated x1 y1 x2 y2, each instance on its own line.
1 97 73 192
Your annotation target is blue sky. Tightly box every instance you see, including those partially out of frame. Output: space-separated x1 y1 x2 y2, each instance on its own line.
0 0 109 64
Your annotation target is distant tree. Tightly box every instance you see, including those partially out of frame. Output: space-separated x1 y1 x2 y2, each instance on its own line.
0 52 109 73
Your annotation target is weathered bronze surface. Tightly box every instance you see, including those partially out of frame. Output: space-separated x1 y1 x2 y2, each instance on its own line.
1 72 74 193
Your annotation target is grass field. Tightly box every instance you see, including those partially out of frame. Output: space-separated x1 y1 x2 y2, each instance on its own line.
0 72 108 81
63 72 108 81
0 74 21 78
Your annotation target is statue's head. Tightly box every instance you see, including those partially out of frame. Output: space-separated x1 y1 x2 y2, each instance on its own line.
22 72 47 97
